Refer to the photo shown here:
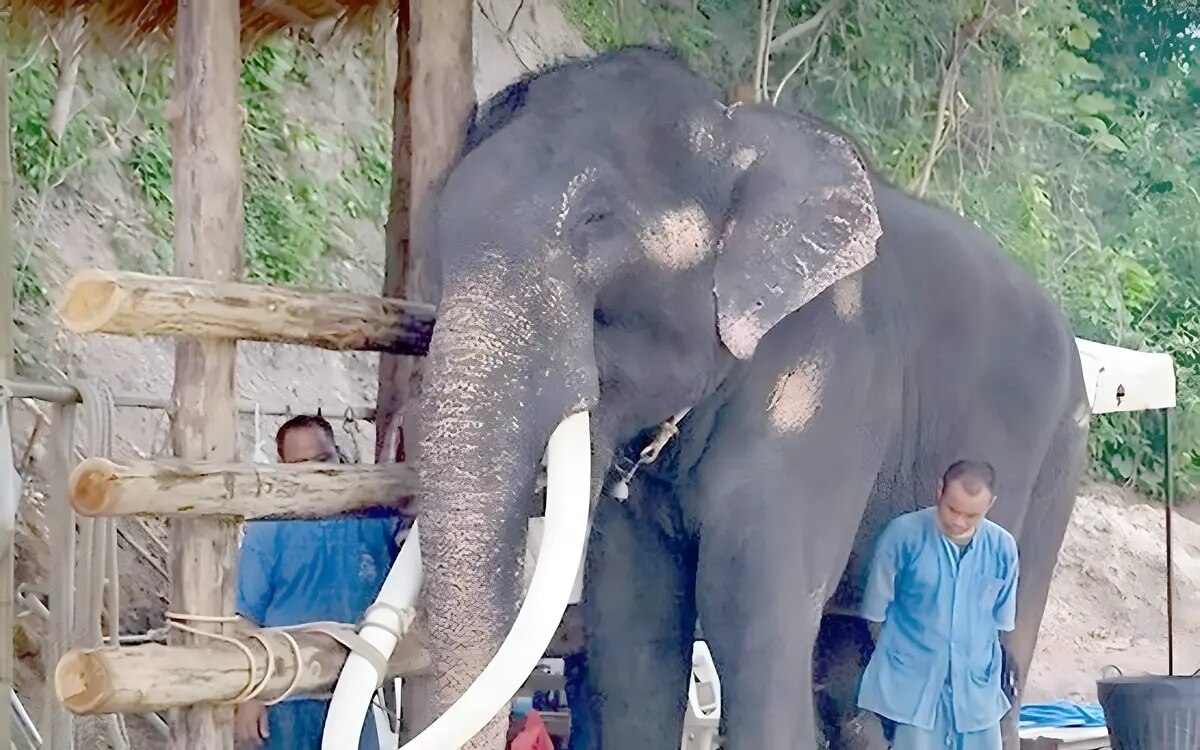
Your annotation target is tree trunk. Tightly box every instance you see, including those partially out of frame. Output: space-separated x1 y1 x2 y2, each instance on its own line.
166 1 244 748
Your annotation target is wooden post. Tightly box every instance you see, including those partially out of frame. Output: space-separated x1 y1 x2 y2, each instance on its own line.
0 9 15 748
383 0 477 740
374 1 414 465
167 1 244 747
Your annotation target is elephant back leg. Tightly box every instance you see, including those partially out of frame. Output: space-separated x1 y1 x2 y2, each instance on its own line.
814 614 890 750
998 411 1089 748
688 298 901 749
574 480 697 749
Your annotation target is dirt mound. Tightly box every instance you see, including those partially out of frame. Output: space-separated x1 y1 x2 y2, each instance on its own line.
1026 483 1200 702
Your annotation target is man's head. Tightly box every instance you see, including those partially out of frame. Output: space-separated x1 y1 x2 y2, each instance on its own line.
276 414 341 464
935 459 996 543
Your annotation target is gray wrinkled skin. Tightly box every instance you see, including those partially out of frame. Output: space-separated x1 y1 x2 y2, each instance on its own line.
413 47 1088 750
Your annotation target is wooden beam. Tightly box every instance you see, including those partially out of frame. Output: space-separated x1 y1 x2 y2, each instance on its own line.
58 269 435 356
0 9 15 748
53 608 583 717
54 625 431 715
167 0 243 747
69 457 418 518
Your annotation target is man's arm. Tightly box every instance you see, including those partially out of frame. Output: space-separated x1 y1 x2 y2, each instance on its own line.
994 535 1020 633
860 520 905 630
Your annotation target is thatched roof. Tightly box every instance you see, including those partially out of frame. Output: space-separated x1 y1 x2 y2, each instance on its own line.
12 0 394 52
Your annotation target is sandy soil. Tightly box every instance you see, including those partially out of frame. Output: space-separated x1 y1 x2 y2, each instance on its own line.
1026 483 1200 702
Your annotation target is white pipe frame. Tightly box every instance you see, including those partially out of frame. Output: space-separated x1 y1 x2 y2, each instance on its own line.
322 410 593 749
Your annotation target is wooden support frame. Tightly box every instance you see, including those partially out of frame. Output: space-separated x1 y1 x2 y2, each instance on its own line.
69 457 418 518
58 270 435 356
167 1 244 746
55 625 431 715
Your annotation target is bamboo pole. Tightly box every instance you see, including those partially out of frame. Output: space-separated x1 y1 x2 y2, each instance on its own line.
58 269 435 356
167 1 243 746
69 457 419 519
0 10 15 748
55 625 432 715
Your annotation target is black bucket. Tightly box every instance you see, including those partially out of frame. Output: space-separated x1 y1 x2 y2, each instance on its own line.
1096 675 1200 749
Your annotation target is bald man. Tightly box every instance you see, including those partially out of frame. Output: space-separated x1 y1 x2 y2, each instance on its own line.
857 460 1019 750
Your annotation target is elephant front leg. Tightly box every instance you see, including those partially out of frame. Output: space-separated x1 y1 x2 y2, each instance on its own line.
689 305 898 749
691 434 889 749
577 487 697 749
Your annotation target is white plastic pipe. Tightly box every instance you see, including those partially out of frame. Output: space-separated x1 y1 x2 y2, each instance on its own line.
400 410 593 750
321 521 423 749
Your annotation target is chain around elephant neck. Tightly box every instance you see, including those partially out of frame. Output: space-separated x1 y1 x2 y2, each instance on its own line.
608 407 692 501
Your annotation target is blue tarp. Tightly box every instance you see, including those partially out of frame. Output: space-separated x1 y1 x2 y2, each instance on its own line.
1019 701 1107 729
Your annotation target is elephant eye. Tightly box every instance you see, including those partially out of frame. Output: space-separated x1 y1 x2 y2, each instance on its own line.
582 209 612 226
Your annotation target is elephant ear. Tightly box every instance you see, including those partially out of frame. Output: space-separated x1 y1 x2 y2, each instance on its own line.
714 108 882 359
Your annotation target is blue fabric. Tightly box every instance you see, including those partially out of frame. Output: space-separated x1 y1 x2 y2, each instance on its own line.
237 515 402 750
259 698 380 750
1019 701 1106 729
237 516 401 627
892 680 1002 750
857 507 1019 733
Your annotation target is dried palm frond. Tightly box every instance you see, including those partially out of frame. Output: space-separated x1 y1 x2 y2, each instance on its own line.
12 0 395 54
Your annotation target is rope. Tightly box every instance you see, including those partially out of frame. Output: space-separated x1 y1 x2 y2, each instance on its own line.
163 609 407 706
610 407 692 501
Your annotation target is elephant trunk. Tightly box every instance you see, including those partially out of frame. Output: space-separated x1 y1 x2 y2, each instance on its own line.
414 266 596 749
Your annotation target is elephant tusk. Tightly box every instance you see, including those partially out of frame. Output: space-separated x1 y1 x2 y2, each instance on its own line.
400 410 593 750
321 522 423 749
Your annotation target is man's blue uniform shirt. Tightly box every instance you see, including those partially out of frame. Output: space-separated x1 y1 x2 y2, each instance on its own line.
236 515 402 750
857 507 1019 733
237 516 401 629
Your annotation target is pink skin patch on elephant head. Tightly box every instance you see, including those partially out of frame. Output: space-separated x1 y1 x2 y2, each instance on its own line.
831 275 863 321
766 352 829 433
639 201 715 270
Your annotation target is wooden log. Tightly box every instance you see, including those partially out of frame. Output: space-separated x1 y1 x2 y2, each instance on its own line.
0 12 15 748
55 625 431 715
168 1 244 746
58 269 436 357
69 457 419 518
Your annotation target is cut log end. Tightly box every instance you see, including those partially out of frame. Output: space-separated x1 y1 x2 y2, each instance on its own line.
58 270 123 333
69 457 120 516
55 649 115 715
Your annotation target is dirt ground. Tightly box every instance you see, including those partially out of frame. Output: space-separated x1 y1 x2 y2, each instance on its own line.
1025 482 1200 702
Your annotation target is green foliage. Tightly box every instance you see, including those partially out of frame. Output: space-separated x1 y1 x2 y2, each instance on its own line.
564 0 1200 497
10 35 392 290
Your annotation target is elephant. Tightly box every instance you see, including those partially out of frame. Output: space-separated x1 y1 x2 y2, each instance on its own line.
409 46 1090 750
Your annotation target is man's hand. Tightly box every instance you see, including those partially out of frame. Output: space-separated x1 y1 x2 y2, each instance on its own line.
1000 642 1020 703
234 702 269 745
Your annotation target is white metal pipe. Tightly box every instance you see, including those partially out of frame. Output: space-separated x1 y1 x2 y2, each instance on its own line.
399 410 592 749
321 521 423 749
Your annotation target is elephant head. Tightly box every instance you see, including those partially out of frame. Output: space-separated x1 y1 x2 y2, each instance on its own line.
410 48 882 748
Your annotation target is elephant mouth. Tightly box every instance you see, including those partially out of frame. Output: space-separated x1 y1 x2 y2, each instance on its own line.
327 410 594 749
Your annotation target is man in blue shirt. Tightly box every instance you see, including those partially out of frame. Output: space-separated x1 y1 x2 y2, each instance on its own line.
857 460 1019 750
233 415 402 749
